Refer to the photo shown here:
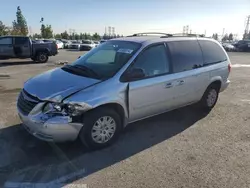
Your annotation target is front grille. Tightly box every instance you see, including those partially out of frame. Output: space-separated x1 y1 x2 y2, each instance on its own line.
17 90 39 115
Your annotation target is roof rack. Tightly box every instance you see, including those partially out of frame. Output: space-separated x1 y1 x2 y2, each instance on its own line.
127 32 205 38
127 32 173 37
160 33 205 38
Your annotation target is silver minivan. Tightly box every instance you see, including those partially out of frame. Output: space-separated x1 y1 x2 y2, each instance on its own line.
17 33 231 149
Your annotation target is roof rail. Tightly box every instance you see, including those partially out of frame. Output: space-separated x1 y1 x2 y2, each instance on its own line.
160 33 205 38
127 32 173 37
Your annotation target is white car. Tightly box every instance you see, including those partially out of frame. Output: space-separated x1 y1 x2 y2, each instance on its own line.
222 43 235 52
56 40 64 49
79 40 96 51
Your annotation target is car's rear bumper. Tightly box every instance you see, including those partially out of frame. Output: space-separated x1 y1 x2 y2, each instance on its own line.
17 108 82 142
220 79 230 92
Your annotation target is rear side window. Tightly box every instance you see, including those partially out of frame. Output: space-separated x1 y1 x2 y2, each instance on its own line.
167 40 203 73
0 37 12 45
15 37 29 45
198 40 227 65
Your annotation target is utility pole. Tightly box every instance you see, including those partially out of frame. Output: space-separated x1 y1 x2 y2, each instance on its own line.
108 26 111 38
244 15 250 39
183 25 189 34
222 28 225 37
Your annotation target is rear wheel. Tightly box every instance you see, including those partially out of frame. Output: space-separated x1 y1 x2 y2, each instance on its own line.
36 52 48 63
199 84 220 111
79 108 122 149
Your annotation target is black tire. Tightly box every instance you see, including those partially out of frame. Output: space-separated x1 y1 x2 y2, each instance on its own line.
79 107 122 149
199 84 220 111
36 52 48 63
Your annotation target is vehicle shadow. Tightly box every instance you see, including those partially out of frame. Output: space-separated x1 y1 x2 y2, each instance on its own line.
0 60 39 67
0 105 208 187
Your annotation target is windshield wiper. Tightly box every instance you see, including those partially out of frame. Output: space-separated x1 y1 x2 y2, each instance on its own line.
62 65 93 78
72 64 101 79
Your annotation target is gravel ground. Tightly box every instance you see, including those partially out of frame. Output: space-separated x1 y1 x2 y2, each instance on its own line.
0 51 250 188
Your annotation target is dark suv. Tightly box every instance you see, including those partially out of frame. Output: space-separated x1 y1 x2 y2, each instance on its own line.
0 36 58 63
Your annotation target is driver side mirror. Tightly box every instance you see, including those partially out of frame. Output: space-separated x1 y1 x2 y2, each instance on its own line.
122 68 145 82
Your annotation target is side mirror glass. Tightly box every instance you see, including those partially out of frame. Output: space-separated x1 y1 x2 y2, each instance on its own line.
123 68 145 82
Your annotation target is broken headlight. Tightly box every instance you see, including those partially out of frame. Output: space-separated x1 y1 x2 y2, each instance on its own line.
43 102 88 116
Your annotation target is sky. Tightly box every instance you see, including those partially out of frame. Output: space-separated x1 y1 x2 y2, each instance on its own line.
1 0 250 38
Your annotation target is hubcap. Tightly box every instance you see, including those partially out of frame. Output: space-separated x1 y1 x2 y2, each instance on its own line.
40 54 46 61
91 116 116 144
207 89 217 107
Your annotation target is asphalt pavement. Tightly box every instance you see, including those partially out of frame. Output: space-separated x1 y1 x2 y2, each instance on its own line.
0 51 250 188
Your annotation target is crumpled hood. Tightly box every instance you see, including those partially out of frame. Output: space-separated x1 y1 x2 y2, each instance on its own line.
24 68 100 101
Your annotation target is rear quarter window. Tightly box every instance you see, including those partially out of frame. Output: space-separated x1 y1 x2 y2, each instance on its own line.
198 40 227 65
167 40 203 73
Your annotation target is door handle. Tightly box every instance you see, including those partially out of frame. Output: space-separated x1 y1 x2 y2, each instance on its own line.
165 83 173 88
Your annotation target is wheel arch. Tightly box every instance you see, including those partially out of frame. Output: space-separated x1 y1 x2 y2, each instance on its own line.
89 102 127 127
34 48 50 56
208 78 222 90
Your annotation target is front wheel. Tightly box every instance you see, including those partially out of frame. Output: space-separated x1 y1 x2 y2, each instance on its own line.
36 52 48 63
199 84 219 111
79 108 122 149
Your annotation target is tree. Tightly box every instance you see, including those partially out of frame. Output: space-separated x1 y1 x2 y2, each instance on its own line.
0 21 9 36
61 31 69 39
74 33 80 40
212 33 218 40
41 24 53 38
222 33 229 41
54 33 61 39
12 6 28 36
92 32 100 40
32 33 41 39
228 33 233 41
79 33 83 39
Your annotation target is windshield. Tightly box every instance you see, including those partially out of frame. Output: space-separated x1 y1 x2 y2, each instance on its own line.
68 40 141 79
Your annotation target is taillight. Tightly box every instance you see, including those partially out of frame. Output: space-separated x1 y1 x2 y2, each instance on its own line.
228 63 231 73
56 44 58 49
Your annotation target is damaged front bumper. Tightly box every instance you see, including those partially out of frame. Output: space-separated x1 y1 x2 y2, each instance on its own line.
18 108 83 142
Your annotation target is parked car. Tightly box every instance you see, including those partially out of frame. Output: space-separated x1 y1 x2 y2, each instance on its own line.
222 43 235 52
94 41 100 47
17 33 231 149
79 40 96 51
100 39 107 44
68 41 81 50
60 40 71 49
233 40 250 52
0 36 58 63
56 40 64 49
